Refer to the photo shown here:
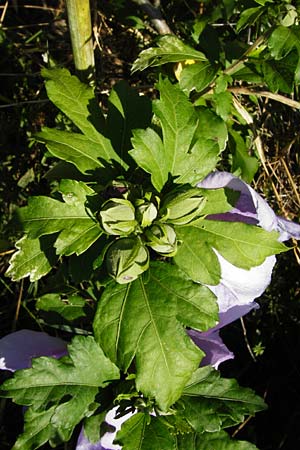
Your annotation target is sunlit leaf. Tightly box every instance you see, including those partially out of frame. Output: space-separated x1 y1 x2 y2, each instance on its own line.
5 235 57 282
180 366 266 431
17 180 102 257
130 79 227 190
36 128 113 174
132 35 207 73
175 219 287 285
42 68 126 168
94 262 218 410
179 61 217 93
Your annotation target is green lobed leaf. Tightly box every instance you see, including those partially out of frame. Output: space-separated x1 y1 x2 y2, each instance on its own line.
17 180 102 257
176 107 227 185
36 128 113 174
131 35 207 73
178 397 223 433
179 61 217 94
175 430 258 449
115 413 176 450
229 130 259 183
2 336 120 449
178 366 266 434
94 262 218 410
42 67 105 137
175 219 287 285
236 6 265 32
130 127 168 192
11 407 58 450
36 293 86 321
5 235 58 282
42 68 126 168
130 79 227 190
212 91 233 121
198 187 240 216
268 25 300 60
183 366 266 409
175 226 220 285
262 58 295 93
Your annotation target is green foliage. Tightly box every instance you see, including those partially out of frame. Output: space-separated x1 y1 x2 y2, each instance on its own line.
5 235 58 282
113 367 265 449
3 59 292 449
132 3 300 180
1 336 120 449
182 366 266 426
229 130 259 183
131 35 207 73
94 262 218 410
130 77 227 190
36 293 86 322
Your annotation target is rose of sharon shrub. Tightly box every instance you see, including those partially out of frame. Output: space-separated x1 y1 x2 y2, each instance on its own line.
1 172 300 449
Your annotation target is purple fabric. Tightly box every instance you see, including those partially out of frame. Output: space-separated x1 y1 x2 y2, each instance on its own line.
198 171 300 238
187 329 234 369
0 329 67 372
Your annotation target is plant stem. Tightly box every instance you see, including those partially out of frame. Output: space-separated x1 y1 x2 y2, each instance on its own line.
65 0 95 84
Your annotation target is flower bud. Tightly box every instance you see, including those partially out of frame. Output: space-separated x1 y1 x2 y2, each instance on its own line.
144 223 177 256
106 237 149 284
99 198 137 236
161 187 206 226
135 199 158 228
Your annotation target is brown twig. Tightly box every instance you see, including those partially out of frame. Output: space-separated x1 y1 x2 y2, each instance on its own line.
12 279 24 332
0 0 8 24
240 317 257 362
229 87 300 110
232 415 254 438
2 22 51 30
0 5 62 13
0 99 49 109
0 249 14 256
280 156 300 206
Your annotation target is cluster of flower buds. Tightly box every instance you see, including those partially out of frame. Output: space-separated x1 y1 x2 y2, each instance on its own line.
105 237 149 284
98 183 206 284
144 223 177 256
99 198 137 236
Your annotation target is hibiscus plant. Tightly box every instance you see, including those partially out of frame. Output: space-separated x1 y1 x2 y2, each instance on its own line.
1 45 300 450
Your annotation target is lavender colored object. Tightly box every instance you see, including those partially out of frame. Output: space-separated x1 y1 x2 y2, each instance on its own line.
0 329 67 372
188 171 300 371
187 329 234 369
